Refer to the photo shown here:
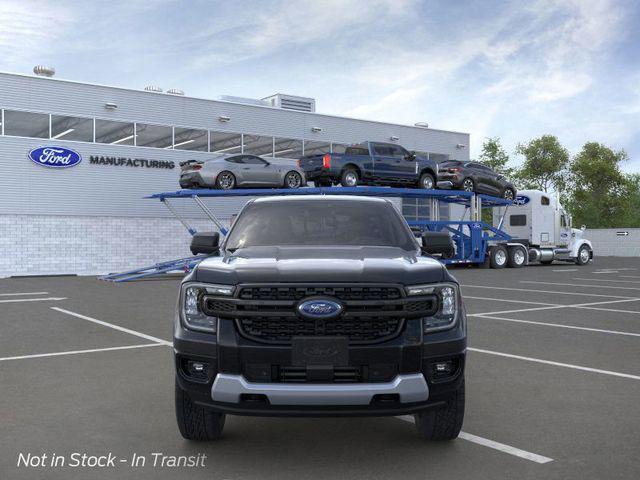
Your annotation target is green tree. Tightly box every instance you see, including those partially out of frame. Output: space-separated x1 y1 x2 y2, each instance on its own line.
478 137 514 177
515 135 569 192
566 142 632 228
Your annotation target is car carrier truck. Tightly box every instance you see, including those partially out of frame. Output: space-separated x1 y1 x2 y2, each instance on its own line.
488 189 593 268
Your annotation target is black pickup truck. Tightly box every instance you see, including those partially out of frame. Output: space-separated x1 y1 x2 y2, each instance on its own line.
174 195 466 442
299 141 440 189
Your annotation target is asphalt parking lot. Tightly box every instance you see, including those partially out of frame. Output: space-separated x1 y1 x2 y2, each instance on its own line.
1 257 639 480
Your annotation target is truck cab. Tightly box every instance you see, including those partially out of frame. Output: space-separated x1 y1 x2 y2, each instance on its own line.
495 190 593 265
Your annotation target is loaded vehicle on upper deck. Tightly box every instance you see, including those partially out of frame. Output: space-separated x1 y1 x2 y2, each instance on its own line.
437 160 517 200
298 141 440 189
179 154 306 190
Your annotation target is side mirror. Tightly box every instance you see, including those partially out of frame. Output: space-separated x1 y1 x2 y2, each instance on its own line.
190 232 220 255
405 151 416 161
420 231 454 259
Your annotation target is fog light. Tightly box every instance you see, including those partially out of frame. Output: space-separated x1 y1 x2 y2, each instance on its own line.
430 359 456 380
186 360 209 380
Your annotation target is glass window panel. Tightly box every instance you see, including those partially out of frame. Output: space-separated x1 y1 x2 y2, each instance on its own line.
135 123 172 148
273 137 303 158
243 134 273 156
4 110 49 138
51 115 93 142
173 127 208 151
210 131 242 154
303 140 331 156
331 143 348 154
95 119 134 145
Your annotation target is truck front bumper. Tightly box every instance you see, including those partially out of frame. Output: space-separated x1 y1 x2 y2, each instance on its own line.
211 372 428 405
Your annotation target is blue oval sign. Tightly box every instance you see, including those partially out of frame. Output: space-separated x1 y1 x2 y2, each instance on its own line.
297 298 343 319
514 195 530 206
28 146 82 168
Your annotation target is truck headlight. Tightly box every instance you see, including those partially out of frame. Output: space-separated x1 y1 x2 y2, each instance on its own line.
406 283 459 333
180 283 233 333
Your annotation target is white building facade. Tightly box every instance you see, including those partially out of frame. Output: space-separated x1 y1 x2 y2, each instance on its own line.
0 71 470 277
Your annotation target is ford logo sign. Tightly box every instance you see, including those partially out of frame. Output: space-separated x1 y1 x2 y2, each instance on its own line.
28 146 82 168
297 298 343 319
514 195 530 206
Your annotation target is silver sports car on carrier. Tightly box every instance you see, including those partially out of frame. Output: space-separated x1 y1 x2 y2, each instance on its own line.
179 154 307 190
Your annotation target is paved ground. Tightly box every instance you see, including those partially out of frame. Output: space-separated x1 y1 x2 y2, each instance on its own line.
1 257 639 479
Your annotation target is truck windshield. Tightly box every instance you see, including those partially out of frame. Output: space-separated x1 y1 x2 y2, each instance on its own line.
225 200 417 251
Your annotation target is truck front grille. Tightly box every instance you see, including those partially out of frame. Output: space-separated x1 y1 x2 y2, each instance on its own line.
238 316 402 344
202 283 438 345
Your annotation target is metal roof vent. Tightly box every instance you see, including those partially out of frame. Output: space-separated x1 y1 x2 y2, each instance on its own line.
262 94 316 112
167 88 185 96
33 65 55 77
144 85 163 93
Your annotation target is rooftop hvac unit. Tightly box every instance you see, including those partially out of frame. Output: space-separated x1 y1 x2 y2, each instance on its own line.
33 65 55 77
144 85 163 93
262 94 316 112
219 95 270 107
167 88 185 96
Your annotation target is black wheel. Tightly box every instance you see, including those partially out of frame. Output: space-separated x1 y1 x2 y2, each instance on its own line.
284 171 303 189
340 168 359 187
490 245 508 269
216 171 236 190
415 379 465 441
576 245 591 265
461 178 475 192
502 188 515 201
175 379 225 441
507 246 526 268
418 172 435 189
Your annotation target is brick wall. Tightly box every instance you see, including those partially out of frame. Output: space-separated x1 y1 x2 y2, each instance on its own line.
0 215 228 278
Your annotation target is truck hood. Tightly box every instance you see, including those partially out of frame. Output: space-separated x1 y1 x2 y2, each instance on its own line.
194 246 448 285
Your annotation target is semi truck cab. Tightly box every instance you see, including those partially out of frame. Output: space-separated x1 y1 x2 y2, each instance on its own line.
495 189 593 265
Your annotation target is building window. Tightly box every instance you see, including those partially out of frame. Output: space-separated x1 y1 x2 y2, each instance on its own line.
303 140 331 156
51 115 93 142
210 131 242 154
95 119 135 145
3 110 49 138
135 123 172 149
274 137 303 158
173 127 208 151
243 134 274 156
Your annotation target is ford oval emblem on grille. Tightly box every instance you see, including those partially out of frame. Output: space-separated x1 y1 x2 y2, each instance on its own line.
297 298 343 319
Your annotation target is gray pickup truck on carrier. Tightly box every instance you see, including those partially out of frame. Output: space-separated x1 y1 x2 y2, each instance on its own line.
174 195 466 441
299 141 440 189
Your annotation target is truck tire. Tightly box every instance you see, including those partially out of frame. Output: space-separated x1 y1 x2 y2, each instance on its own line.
507 246 526 268
418 172 435 189
415 379 465 441
462 178 475 192
502 187 515 201
575 245 591 265
340 168 359 187
489 245 508 269
175 380 225 441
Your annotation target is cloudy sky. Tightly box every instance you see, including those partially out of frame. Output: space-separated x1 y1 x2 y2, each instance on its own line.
1 0 638 171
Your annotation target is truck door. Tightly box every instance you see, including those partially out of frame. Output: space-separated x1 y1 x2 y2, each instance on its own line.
371 143 396 181
371 143 415 183
558 210 571 247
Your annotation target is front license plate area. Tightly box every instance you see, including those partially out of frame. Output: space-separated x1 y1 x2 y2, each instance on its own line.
291 336 349 366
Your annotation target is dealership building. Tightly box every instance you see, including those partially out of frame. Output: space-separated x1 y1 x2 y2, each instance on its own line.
0 69 470 278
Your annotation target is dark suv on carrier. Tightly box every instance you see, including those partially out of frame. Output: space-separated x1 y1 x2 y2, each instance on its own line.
174 196 466 441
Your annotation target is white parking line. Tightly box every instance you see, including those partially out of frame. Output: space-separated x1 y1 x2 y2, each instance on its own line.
521 281 640 292
0 292 49 296
461 284 636 299
0 343 164 362
552 269 578 272
573 278 640 284
621 275 640 279
396 416 553 464
468 298 640 317
468 347 640 381
0 297 67 304
471 314 640 337
51 307 173 346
